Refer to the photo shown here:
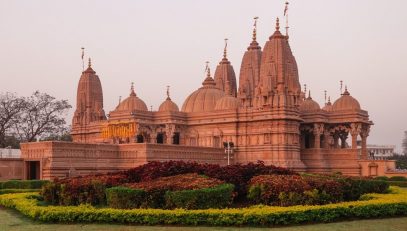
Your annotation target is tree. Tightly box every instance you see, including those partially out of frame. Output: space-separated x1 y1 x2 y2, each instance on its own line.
41 126 73 142
0 92 26 148
13 91 72 142
403 131 407 155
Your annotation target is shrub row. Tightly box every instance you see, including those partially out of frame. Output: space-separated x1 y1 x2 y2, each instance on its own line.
247 174 389 206
387 181 407 187
1 187 406 226
247 175 343 206
374 176 407 181
42 161 296 205
0 180 49 189
106 187 145 209
106 184 234 210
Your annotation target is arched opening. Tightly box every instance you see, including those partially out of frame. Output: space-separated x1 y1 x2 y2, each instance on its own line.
173 132 180 145
136 134 144 143
156 133 165 144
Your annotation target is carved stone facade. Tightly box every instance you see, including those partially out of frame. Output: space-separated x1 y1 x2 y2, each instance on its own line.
15 17 402 180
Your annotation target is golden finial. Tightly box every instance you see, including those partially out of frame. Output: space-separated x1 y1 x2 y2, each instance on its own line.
253 16 259 41
340 80 343 95
324 90 327 104
328 96 331 104
150 105 153 111
166 85 170 99
308 90 311 99
88 57 92 68
223 38 228 59
276 17 280 31
304 84 307 94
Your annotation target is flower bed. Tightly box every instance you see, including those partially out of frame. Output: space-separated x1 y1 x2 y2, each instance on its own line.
0 187 406 226
42 161 296 205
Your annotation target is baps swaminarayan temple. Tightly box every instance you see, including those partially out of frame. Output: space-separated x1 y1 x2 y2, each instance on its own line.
12 18 401 180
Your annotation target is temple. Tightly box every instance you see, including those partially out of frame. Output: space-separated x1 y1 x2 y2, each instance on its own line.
12 17 401 180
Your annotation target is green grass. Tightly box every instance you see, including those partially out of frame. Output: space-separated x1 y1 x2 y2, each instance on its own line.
0 206 406 231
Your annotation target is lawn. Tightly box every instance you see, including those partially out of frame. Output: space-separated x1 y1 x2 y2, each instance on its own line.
1 206 406 231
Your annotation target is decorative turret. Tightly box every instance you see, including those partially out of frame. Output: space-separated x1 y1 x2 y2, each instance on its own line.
214 39 237 97
159 86 179 112
254 18 301 108
72 58 106 127
238 17 262 107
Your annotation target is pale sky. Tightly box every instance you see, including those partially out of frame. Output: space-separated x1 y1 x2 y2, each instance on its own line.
0 0 406 152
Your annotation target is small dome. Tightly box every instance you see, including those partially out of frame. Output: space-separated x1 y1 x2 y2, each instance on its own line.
182 69 225 113
215 95 240 110
299 93 320 112
159 98 179 112
332 88 361 111
116 84 148 112
322 97 333 112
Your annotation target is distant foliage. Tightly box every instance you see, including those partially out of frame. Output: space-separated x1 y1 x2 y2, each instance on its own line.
389 154 407 170
0 91 71 147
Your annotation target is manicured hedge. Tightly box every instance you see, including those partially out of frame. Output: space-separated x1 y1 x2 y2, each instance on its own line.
0 187 406 226
106 187 145 209
387 181 407 187
0 180 49 189
0 189 41 195
389 176 407 181
165 184 234 209
247 175 343 206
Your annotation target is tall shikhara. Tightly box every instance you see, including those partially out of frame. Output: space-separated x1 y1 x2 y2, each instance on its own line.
71 58 106 142
254 18 301 108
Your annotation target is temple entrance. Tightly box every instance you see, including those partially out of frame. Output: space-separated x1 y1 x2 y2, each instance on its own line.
173 132 180 145
26 161 40 180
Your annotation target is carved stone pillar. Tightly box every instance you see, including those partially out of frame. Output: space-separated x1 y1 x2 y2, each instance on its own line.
333 134 339 148
350 123 361 149
313 124 324 149
360 124 370 159
323 130 330 149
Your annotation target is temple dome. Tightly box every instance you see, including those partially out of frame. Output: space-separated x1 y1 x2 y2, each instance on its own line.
332 88 361 111
182 70 225 113
215 95 240 110
116 84 148 112
299 94 320 112
159 96 179 112
322 97 333 112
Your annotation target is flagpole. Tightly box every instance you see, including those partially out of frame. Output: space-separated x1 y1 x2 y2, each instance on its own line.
81 47 85 71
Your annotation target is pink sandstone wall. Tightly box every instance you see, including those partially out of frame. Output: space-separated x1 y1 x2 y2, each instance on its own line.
21 141 225 180
0 159 24 180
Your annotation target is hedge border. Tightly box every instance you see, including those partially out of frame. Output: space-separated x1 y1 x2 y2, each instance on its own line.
0 189 41 195
0 180 49 189
0 187 406 226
